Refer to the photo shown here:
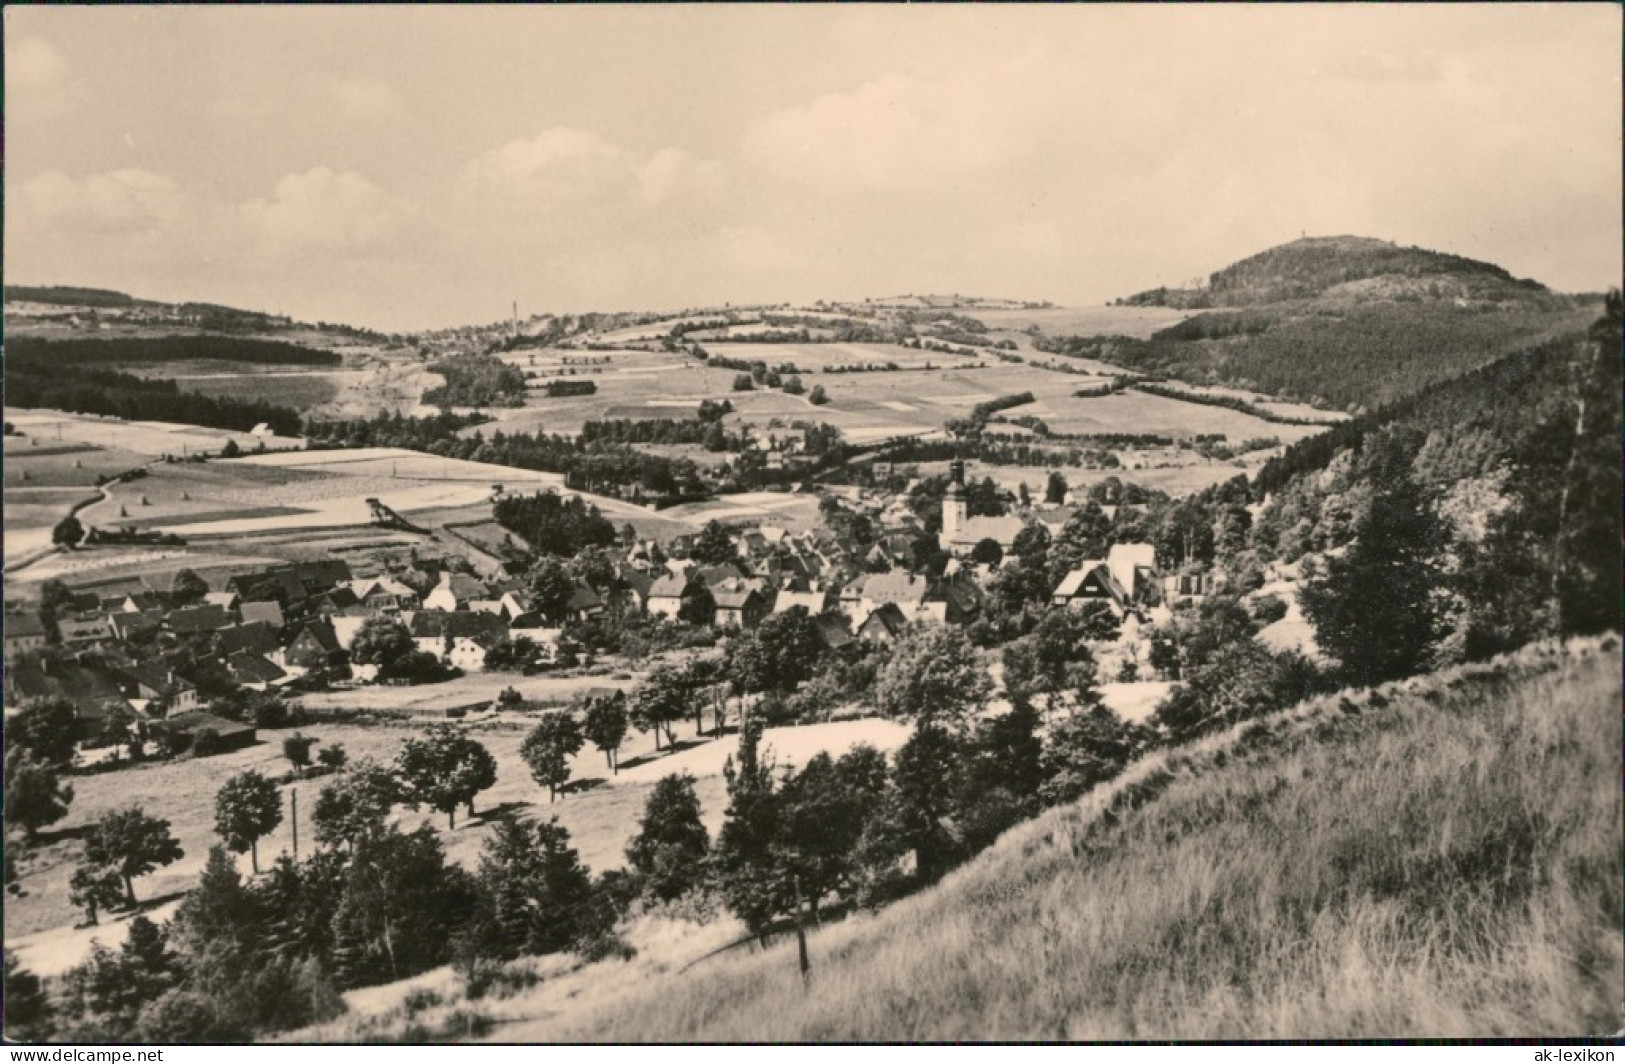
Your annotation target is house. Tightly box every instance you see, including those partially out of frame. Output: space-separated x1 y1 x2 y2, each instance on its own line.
225 651 289 691
109 609 165 643
57 613 116 648
238 600 286 630
814 613 858 654
165 604 234 636
405 611 508 670
307 586 362 617
1051 562 1130 612
424 572 488 612
153 711 256 753
939 459 1026 558
856 603 909 645
4 612 49 658
5 661 135 738
616 569 654 613
854 571 940 628
283 620 344 670
1162 570 1215 605
695 562 747 589
933 579 985 625
111 663 200 713
215 621 282 658
648 573 702 622
773 587 833 616
349 576 420 612
330 610 382 652
203 591 241 612
712 585 769 631
1105 543 1158 604
566 584 604 624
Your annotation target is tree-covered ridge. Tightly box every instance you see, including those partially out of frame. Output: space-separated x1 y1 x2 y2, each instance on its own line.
1043 300 1596 411
7 335 343 368
5 286 148 308
7 363 305 436
1120 235 1559 309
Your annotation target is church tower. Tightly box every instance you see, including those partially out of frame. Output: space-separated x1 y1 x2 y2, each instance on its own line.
942 458 967 547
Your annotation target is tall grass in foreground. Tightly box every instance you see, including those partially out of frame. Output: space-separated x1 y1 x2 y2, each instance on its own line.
553 638 1622 1041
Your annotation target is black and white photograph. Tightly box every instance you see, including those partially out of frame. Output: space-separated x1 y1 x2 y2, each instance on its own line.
2 3 1621 1047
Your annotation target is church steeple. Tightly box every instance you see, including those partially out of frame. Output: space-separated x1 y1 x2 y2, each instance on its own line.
942 458 967 546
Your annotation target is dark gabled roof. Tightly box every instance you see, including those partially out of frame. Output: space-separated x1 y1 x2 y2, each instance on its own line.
289 619 342 654
814 613 857 650
5 612 49 639
713 586 764 611
225 651 288 684
166 604 233 633
7 661 130 709
434 573 488 601
696 562 746 588
239 600 285 629
567 584 602 611
290 559 353 590
858 603 909 638
215 621 282 657
157 711 255 739
406 610 508 642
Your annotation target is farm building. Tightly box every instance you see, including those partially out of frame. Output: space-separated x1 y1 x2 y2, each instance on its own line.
154 711 257 754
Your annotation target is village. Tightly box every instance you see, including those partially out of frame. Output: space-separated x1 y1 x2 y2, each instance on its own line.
4 457 1224 755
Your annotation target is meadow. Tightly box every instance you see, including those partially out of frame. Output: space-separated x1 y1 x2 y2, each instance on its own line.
4 710 908 980
521 637 1622 1041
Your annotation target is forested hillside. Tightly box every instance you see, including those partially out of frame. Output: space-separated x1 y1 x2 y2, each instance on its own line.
1046 237 1596 410
1119 235 1561 309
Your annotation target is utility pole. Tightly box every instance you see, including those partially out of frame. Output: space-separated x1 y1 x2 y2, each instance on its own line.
793 875 810 985
291 788 299 862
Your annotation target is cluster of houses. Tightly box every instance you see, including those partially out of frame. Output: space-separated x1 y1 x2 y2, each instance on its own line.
4 459 1214 742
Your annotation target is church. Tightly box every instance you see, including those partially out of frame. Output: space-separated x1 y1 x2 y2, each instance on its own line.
939 459 1025 558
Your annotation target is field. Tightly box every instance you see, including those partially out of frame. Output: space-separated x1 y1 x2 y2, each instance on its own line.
4 408 303 458
658 492 825 531
492 637 1620 1042
4 711 910 979
124 362 362 411
963 305 1193 338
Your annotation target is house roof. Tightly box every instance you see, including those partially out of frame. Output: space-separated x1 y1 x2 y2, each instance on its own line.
814 613 856 650
289 619 342 654
1053 562 1127 604
216 621 282 657
405 610 508 643
434 573 488 601
713 587 764 611
859 571 932 605
166 604 233 633
947 514 1026 548
203 592 239 610
239 600 285 629
5 612 49 639
1106 542 1157 598
649 573 693 599
7 661 130 709
158 711 255 739
567 584 602 611
773 589 829 614
225 651 288 684
57 614 115 642
858 603 909 638
696 562 747 588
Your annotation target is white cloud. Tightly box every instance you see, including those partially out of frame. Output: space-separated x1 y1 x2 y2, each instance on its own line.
237 167 421 260
13 169 185 234
455 128 724 213
7 36 65 90
743 60 1051 192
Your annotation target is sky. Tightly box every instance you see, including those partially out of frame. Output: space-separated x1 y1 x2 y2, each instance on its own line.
5 4 1621 332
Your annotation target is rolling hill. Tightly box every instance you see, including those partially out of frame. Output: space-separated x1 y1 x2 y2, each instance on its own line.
538 637 1620 1041
1046 237 1600 411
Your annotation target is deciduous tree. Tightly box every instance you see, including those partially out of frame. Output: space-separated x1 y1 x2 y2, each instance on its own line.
213 771 283 873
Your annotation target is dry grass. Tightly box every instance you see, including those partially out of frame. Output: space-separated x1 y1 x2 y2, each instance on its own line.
525 637 1623 1041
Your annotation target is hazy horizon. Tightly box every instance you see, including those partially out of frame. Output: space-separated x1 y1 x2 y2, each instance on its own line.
6 4 1621 332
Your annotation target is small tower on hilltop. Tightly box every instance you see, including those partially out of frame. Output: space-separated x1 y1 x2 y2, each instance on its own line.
942 458 967 547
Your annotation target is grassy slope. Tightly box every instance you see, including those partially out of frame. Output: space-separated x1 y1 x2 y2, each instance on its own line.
547 637 1621 1041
